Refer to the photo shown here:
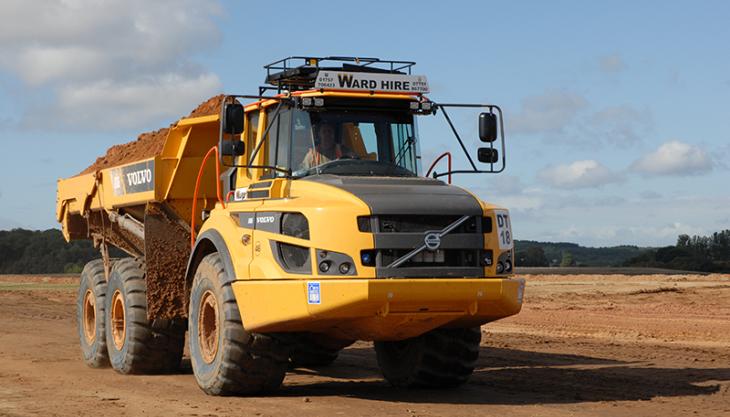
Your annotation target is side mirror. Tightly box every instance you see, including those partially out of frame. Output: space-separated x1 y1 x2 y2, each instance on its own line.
221 140 245 156
222 103 244 135
478 147 499 163
479 112 498 142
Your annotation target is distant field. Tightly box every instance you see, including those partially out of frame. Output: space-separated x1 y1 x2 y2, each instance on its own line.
516 266 706 275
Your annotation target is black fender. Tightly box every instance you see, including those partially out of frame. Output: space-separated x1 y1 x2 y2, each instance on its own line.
185 229 236 292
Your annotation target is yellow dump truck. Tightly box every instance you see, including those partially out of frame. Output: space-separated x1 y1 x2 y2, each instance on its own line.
57 56 524 395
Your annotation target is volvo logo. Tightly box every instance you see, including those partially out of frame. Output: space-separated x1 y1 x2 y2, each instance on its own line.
424 232 441 250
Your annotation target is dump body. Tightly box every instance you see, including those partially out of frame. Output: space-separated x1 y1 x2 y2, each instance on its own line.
57 90 523 341
57 114 223 318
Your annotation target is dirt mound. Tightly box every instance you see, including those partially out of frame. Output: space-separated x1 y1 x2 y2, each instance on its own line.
186 94 226 118
78 94 225 176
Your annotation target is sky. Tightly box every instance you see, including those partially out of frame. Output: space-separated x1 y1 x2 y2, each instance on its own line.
0 0 728 247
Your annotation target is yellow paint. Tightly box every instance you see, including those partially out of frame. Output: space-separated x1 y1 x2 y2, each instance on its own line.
232 277 524 341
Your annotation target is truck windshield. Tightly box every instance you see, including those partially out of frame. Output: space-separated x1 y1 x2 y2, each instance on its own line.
287 109 418 178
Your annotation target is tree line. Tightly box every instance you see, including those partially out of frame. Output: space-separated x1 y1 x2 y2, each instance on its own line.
0 228 727 274
622 230 730 272
0 228 120 274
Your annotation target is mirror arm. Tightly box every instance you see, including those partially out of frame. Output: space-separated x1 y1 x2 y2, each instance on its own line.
430 103 507 178
438 104 479 171
432 167 505 178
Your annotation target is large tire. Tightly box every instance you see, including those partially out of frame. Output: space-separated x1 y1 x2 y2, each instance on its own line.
285 333 353 368
104 258 185 374
189 253 288 395
375 327 481 388
77 259 109 368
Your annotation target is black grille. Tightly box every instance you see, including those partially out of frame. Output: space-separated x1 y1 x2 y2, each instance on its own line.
364 215 484 278
377 215 479 233
379 249 480 268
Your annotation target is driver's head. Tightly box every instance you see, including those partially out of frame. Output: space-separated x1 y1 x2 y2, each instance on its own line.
317 123 336 149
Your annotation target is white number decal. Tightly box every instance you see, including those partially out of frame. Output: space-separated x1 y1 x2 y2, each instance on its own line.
494 210 513 250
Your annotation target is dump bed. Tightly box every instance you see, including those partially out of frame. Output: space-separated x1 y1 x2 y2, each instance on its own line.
56 108 230 319
56 113 223 244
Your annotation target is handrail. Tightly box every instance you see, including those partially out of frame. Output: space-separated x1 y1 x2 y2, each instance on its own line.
191 146 225 248
426 152 452 184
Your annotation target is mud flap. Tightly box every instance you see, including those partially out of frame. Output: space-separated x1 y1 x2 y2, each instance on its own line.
144 202 191 321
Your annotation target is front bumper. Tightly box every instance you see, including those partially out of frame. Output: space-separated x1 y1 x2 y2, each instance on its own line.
232 277 525 341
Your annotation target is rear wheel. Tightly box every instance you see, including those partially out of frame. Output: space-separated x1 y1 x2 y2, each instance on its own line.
189 253 288 395
77 259 109 368
375 327 481 388
104 258 185 374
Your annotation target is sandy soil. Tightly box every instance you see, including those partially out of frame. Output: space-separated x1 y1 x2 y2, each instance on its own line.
1 273 728 417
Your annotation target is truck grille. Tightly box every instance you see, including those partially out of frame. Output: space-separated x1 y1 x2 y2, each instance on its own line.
362 215 485 278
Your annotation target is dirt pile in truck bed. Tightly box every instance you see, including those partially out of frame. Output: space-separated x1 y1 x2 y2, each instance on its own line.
77 94 225 175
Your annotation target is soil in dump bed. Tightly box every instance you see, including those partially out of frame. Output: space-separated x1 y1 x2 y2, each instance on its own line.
77 94 225 176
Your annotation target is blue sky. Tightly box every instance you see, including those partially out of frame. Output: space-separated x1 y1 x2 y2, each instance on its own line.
0 0 728 247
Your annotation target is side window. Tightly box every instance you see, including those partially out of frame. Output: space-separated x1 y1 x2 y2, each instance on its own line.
247 111 260 154
266 107 291 175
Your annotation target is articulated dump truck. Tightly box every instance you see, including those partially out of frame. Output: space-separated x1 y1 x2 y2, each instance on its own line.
57 56 524 395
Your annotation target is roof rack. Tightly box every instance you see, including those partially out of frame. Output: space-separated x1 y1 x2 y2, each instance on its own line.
261 56 417 94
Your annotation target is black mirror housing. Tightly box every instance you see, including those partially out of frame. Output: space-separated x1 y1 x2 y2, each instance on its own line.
479 112 498 142
478 147 499 163
222 103 244 134
221 140 245 157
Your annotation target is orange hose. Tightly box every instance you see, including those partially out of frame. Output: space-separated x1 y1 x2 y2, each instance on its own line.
191 146 225 248
426 151 452 184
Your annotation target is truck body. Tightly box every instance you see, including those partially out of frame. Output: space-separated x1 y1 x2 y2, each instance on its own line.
57 56 524 394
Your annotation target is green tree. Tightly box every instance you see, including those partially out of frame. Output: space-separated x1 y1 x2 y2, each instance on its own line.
560 251 575 267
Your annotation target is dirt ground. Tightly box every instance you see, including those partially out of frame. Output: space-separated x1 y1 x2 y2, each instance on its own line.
1 273 728 417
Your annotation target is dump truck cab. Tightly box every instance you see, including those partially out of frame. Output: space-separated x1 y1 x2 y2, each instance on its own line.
190 57 522 342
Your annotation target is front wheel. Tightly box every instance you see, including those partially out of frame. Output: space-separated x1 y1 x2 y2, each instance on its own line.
375 327 481 388
189 253 288 395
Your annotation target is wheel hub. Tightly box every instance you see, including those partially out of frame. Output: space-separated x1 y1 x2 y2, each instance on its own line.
82 289 96 344
198 290 219 364
110 290 126 350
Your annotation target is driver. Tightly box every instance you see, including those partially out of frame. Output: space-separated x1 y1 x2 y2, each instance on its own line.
299 122 356 170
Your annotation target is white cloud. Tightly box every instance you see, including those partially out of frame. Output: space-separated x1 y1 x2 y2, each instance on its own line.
538 160 620 189
510 90 588 135
598 53 626 73
0 0 222 130
41 73 221 129
631 140 713 176
509 90 651 148
588 105 651 146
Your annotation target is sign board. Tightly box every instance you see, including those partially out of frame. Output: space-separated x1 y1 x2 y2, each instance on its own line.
315 71 429 94
110 160 154 196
